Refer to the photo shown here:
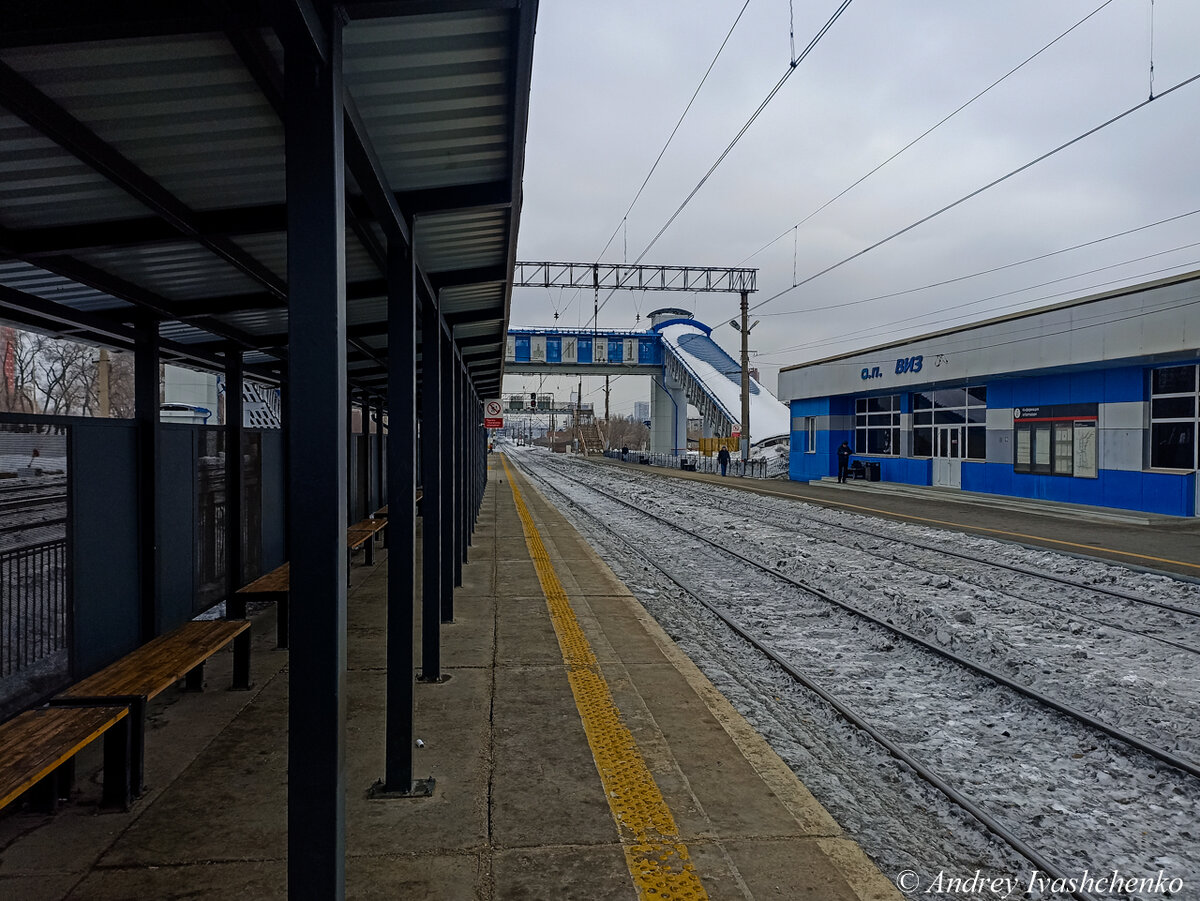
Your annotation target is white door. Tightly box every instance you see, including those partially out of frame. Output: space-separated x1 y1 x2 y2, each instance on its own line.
932 425 963 488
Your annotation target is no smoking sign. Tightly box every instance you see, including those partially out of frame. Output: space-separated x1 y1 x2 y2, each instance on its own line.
484 398 503 429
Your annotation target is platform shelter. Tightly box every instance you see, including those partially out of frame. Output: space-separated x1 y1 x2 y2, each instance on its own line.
0 3 536 897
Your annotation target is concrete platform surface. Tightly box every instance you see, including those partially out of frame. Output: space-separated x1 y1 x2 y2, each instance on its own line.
0 457 901 900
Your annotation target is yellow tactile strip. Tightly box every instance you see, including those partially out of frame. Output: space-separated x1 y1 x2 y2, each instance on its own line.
500 455 709 900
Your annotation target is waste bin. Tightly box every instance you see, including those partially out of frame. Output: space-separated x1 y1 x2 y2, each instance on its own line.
865 461 881 482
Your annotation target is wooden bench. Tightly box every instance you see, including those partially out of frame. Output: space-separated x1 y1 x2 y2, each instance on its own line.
238 563 291 648
53 619 251 797
348 516 388 566
0 704 132 812
238 520 389 648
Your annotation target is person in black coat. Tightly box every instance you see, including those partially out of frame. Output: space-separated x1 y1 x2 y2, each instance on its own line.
717 445 731 476
837 441 852 483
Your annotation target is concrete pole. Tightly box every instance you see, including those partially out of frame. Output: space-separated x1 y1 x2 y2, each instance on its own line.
740 290 751 463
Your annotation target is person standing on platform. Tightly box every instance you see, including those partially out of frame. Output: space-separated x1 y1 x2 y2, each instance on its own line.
621 445 629 462
837 440 851 483
717 445 731 477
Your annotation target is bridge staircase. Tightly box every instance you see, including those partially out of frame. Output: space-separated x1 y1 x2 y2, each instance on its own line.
576 422 605 456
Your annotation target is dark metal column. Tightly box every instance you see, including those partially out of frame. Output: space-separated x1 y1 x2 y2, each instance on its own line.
466 384 474 544
284 12 347 899
373 391 384 513
461 368 469 558
453 358 464 584
224 345 250 689
439 328 455 619
134 318 159 642
347 386 356 523
378 237 430 794
419 293 443 677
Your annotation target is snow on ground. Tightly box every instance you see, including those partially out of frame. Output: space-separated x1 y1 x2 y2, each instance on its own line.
510 449 1200 900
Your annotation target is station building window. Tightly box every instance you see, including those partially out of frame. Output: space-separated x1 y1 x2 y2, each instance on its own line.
1012 403 1097 477
855 396 900 455
1150 364 1198 470
805 416 816 453
911 386 986 459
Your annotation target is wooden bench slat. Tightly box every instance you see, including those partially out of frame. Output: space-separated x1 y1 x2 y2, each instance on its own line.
60 621 250 701
238 563 290 594
0 706 128 809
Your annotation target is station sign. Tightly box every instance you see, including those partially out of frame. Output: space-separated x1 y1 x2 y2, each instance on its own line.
484 398 503 429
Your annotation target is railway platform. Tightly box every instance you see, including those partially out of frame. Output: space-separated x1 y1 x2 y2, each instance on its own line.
0 457 899 900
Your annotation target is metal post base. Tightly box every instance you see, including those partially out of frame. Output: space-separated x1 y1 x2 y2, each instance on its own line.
367 777 435 800
415 672 452 684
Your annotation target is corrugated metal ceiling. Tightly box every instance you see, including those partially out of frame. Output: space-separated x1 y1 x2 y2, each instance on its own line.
0 3 533 394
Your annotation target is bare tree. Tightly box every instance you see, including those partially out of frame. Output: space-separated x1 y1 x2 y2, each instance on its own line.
605 415 650 451
0 326 138 419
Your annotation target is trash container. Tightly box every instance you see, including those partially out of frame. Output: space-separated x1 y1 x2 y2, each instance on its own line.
865 461 881 482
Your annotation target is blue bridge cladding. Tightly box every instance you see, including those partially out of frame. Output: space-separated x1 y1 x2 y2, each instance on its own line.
788 361 1196 517
507 330 661 366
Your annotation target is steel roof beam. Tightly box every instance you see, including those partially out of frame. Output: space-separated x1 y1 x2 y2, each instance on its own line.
0 59 287 301
395 181 511 218
0 207 286 259
494 0 536 392
430 265 507 292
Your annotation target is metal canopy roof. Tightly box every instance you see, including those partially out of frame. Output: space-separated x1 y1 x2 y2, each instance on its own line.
0 0 536 398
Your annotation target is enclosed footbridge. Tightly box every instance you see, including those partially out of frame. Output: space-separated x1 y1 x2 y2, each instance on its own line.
506 309 790 453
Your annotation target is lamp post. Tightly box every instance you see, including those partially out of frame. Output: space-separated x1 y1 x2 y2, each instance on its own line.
729 290 759 465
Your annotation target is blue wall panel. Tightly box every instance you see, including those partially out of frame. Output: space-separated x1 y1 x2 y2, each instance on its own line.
963 464 1192 516
71 423 140 678
577 336 592 364
546 336 561 363
638 338 656 364
261 428 286 571
157 425 196 633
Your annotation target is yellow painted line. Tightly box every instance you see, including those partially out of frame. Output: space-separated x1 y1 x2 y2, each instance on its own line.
500 455 708 900
663 471 1200 573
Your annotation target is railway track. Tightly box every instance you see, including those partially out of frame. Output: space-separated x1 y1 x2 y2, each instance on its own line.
590 460 1200 653
510 452 1200 901
544 456 1200 757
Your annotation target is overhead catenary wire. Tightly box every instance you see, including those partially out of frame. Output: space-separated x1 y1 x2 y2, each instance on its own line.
759 258 1200 360
758 207 1200 318
751 68 1200 313
553 1 751 325
593 0 752 266
585 0 856 329
775 287 1200 372
740 0 1118 266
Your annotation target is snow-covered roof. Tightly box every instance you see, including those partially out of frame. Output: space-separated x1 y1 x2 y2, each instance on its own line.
657 322 792 444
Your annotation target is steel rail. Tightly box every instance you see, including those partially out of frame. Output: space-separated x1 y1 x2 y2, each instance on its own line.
510 454 1101 901
612 469 1200 656
591 456 1200 617
522 454 1200 782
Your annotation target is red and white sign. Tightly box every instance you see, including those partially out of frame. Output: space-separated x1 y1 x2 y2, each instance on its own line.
484 398 503 429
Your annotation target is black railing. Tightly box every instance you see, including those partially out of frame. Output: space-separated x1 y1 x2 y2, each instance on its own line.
606 449 773 479
0 538 68 678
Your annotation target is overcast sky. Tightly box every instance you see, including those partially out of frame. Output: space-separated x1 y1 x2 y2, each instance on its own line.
505 0 1200 418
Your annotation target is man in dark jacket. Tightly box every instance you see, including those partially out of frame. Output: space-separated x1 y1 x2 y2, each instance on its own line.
717 445 731 476
837 441 852 483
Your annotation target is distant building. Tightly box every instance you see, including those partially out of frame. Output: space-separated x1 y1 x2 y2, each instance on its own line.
633 401 650 423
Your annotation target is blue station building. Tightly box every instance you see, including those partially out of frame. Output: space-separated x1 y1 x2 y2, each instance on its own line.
779 270 1200 517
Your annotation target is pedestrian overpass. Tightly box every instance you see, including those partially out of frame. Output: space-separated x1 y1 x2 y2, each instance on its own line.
505 309 791 454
